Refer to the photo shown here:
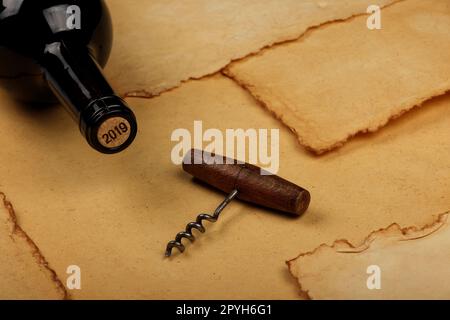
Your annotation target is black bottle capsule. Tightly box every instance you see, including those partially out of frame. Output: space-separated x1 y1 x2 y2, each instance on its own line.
0 0 137 154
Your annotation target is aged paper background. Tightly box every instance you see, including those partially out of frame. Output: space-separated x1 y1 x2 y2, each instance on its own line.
0 0 449 299
0 75 449 298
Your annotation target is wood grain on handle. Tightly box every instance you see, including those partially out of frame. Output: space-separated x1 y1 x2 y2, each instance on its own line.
182 149 311 216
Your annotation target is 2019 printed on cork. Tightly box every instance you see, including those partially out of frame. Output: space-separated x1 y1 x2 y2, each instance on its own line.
0 0 449 312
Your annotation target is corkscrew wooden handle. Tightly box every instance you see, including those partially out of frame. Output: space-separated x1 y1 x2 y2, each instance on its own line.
182 149 311 216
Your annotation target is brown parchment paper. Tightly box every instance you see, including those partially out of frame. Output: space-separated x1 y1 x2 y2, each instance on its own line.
288 212 450 300
105 0 398 97
225 0 450 154
0 75 449 299
0 193 66 299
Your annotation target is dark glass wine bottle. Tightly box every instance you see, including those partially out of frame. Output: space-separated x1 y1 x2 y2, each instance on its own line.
0 0 137 154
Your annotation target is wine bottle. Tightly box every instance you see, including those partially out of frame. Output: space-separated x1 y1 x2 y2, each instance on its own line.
0 0 137 154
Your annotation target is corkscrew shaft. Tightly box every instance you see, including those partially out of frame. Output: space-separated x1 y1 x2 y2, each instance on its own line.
165 189 239 257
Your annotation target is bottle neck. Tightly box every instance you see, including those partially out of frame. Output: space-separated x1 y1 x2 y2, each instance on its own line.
39 40 137 154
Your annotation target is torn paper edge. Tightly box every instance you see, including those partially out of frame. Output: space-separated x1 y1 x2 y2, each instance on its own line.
223 68 450 154
121 0 404 99
286 212 450 300
1 192 68 300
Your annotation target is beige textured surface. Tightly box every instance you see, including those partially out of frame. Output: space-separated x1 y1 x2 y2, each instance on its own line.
105 0 398 96
288 212 450 300
0 75 449 299
0 193 66 300
225 0 450 153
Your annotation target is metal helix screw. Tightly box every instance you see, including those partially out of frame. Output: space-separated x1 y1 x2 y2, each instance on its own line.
165 189 239 257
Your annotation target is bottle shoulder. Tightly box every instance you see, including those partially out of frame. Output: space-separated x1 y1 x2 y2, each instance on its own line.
0 0 112 62
0 0 113 103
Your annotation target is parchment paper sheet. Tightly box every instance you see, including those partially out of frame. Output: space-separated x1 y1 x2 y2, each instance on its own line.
225 0 450 153
0 75 449 298
0 193 66 299
105 0 398 96
288 213 450 299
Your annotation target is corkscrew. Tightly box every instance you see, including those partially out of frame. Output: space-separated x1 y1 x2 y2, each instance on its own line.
165 149 311 257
